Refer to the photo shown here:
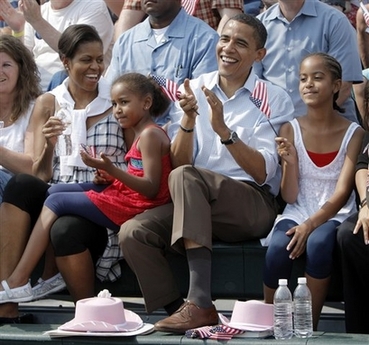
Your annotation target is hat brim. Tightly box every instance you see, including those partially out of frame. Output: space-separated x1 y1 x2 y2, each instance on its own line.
59 309 143 333
218 313 273 332
45 323 154 338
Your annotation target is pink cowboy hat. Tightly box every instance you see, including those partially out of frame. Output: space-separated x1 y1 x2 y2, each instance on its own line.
218 300 273 331
59 290 144 333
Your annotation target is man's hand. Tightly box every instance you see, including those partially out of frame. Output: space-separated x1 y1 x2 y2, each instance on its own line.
201 86 229 140
178 79 199 118
19 0 42 26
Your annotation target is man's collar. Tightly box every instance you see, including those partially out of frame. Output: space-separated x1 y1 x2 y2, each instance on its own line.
209 69 257 95
134 8 187 41
262 0 318 22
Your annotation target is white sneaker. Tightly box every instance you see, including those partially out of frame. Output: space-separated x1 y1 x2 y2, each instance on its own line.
0 280 33 303
32 273 66 300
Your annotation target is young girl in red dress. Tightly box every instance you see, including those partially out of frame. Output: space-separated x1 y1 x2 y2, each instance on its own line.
0 72 173 303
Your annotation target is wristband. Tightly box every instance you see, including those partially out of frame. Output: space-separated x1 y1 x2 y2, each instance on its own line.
12 30 24 38
180 125 194 133
360 198 367 209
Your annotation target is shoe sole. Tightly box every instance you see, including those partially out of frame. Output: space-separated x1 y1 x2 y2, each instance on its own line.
1 295 34 304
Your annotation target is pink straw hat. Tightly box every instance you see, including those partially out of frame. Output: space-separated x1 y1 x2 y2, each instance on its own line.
218 300 273 331
59 290 144 333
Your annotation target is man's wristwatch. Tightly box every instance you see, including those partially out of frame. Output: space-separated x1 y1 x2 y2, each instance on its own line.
220 131 238 145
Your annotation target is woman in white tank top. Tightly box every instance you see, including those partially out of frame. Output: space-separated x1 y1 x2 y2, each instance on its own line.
0 34 41 202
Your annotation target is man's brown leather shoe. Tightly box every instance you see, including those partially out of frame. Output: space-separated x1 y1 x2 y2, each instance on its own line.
154 300 218 334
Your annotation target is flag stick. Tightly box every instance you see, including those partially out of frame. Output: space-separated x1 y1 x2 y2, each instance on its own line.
267 119 278 136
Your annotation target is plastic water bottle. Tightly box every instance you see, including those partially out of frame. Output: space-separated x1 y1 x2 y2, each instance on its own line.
55 106 72 156
293 277 313 338
273 278 293 340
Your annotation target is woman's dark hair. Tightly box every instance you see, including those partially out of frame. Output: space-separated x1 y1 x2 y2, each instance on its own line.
226 13 267 50
58 24 103 60
0 35 42 123
112 73 171 117
301 52 345 113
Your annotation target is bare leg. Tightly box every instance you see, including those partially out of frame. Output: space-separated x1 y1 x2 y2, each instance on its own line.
0 203 32 317
39 244 59 281
56 250 95 303
263 284 276 304
3 206 57 289
306 274 331 331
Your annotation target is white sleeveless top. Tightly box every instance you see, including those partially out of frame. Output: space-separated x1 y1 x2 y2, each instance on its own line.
0 102 34 172
275 119 359 227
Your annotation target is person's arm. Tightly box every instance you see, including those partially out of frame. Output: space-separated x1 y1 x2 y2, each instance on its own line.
104 0 123 16
353 133 369 244
202 85 268 185
275 122 299 204
114 9 145 41
170 79 197 168
357 3 369 68
353 76 368 126
113 0 145 41
21 0 61 52
0 139 33 175
287 126 365 259
28 93 64 182
81 127 169 198
337 81 354 108
217 7 243 34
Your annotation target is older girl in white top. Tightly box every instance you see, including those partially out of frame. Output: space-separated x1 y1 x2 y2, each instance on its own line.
263 53 364 331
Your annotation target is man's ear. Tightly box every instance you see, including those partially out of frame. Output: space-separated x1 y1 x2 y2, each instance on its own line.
255 47 266 62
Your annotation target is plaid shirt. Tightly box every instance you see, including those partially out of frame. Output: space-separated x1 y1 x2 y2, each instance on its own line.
51 113 126 184
123 0 243 30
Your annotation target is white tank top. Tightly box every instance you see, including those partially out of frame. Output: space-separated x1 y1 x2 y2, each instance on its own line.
0 102 34 171
275 118 359 227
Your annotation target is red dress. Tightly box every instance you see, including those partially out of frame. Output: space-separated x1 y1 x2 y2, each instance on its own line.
86 128 172 225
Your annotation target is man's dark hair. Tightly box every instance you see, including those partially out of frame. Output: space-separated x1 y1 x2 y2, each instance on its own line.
228 13 268 49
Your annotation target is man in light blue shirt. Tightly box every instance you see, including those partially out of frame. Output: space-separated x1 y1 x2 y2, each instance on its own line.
105 0 219 94
119 13 294 333
254 0 362 122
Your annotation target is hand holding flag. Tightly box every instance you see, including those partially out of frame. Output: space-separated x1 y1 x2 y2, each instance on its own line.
151 74 199 115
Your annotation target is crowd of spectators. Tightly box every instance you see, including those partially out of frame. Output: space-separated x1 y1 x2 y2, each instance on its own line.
0 0 368 336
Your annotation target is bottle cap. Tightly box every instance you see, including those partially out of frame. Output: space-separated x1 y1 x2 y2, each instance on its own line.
297 277 307 284
278 279 288 285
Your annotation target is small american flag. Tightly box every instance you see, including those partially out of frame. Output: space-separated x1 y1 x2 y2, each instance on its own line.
181 0 200 15
185 324 245 340
151 75 181 102
250 80 278 135
249 80 271 118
